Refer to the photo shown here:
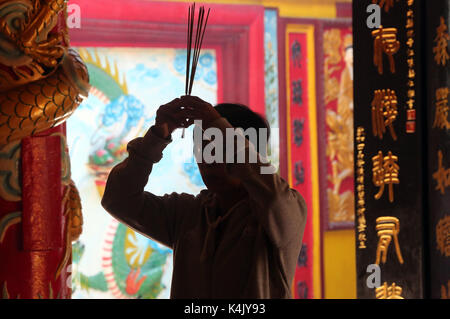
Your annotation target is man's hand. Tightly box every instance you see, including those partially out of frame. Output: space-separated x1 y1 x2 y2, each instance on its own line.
152 98 195 139
179 95 221 129
152 96 221 139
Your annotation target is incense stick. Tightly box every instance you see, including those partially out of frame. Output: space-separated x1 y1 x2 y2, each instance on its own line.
190 8 210 94
188 6 204 95
182 3 210 138
185 4 194 96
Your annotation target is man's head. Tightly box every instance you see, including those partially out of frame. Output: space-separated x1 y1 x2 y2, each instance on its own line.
214 103 271 152
195 103 270 192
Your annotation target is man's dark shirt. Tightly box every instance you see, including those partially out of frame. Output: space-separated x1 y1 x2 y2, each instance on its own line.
101 117 307 298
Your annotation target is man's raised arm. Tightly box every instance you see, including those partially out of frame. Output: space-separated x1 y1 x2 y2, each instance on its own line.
102 99 197 248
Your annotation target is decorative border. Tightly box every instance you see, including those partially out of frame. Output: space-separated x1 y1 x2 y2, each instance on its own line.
68 0 266 116
279 18 322 299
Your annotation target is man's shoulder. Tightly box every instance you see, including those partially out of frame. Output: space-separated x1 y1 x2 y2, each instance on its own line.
163 189 212 205
196 189 214 203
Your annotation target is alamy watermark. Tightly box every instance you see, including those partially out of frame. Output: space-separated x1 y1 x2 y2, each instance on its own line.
366 264 381 288
366 4 381 29
172 120 277 175
67 4 81 29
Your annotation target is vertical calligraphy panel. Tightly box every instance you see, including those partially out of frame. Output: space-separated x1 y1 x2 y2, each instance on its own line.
285 24 321 299
426 1 450 300
353 0 425 298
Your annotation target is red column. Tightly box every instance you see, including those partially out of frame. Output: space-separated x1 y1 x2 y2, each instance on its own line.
0 125 70 299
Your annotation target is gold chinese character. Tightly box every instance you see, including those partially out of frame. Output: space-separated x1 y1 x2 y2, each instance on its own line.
357 159 365 168
407 99 415 109
372 151 400 202
358 232 367 246
372 26 400 74
434 17 450 66
433 87 450 130
433 150 450 195
372 0 398 13
357 215 367 233
407 58 414 68
357 168 364 176
357 176 364 184
406 18 414 30
407 29 414 38
376 282 405 299
357 151 364 160
375 216 404 265
356 133 365 143
436 215 450 257
371 89 398 140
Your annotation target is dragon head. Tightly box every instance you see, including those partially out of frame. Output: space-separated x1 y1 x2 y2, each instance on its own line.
0 0 68 92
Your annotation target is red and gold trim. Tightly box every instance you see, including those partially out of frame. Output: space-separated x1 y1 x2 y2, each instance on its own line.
285 23 322 299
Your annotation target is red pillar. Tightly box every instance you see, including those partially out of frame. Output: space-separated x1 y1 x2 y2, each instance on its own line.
0 125 71 299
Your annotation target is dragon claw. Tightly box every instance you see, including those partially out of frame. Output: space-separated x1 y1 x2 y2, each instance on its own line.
21 33 65 67
125 268 148 296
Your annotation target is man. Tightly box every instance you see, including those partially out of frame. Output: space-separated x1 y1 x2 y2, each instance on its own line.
101 95 307 298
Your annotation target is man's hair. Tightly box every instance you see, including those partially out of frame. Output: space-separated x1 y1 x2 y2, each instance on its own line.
214 103 270 153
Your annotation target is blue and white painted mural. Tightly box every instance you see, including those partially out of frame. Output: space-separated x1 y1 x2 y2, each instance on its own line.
67 47 217 299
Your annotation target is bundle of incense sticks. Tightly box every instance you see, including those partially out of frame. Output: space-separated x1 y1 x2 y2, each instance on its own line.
182 3 210 138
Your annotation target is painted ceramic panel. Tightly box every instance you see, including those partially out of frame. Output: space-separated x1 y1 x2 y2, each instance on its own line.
323 25 354 228
67 47 217 299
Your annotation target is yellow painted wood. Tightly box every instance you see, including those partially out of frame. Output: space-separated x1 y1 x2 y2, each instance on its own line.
323 230 356 299
161 0 351 18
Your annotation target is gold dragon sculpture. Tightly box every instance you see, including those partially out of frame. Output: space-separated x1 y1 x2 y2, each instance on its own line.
0 0 89 258
0 0 90 145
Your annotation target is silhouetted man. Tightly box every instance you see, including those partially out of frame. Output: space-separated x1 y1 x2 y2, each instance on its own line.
101 95 307 298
